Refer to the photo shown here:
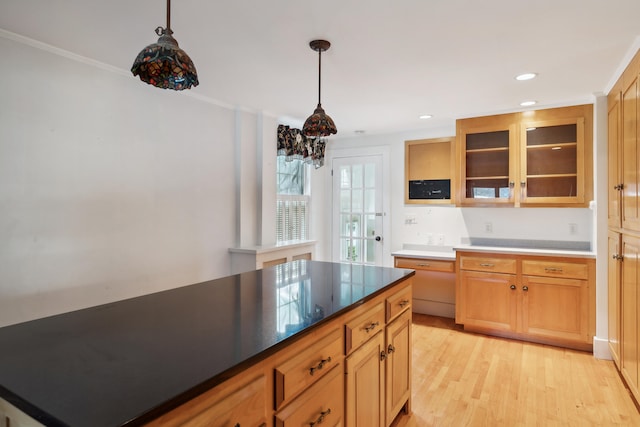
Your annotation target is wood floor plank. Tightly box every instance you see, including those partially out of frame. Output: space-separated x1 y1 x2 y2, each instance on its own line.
392 313 640 427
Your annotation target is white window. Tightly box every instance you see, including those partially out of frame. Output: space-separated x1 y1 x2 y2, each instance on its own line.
276 157 310 242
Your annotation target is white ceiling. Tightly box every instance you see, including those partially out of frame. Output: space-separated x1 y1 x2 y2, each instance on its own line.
2 0 640 136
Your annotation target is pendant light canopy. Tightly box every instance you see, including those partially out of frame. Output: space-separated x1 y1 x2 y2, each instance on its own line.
302 40 337 138
131 0 198 90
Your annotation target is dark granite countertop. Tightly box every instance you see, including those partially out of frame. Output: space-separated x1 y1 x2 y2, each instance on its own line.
0 260 414 427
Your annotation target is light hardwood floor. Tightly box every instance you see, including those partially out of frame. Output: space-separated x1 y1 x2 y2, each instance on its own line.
392 314 640 426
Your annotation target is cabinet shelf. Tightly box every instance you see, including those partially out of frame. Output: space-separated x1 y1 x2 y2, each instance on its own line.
526 142 577 150
466 176 509 181
466 147 510 154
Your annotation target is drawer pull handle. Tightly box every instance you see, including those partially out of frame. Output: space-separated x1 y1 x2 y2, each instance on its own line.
388 344 396 353
479 263 494 267
364 321 380 332
309 357 332 375
399 299 410 307
417 263 430 267
510 284 516 290
309 408 331 426
522 286 529 291
544 267 563 273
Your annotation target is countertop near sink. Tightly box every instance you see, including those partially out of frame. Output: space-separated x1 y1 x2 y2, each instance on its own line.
391 245 456 260
453 244 596 258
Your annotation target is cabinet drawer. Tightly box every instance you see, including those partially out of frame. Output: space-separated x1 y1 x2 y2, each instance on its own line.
522 259 589 279
275 364 344 427
459 256 516 274
275 328 343 409
345 302 385 354
395 257 454 272
178 375 266 427
386 284 412 322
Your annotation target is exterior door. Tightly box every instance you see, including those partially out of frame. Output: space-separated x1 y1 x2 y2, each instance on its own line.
332 155 384 266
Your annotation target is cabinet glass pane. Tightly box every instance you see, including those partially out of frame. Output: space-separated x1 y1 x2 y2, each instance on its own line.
466 130 509 150
466 151 509 178
526 124 576 146
466 179 510 199
527 145 577 175
527 177 577 197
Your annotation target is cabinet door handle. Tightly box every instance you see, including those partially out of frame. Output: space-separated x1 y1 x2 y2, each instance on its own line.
417 263 430 267
364 321 379 332
309 408 331 426
399 299 410 308
544 267 563 273
309 357 332 375
388 344 396 353
380 351 387 361
522 286 529 291
510 284 516 290
479 263 494 267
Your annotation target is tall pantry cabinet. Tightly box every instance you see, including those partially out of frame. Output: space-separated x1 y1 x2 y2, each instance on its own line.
608 48 640 403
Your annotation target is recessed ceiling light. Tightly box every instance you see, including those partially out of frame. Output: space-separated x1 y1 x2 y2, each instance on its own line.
520 100 537 107
516 73 537 81
419 114 433 119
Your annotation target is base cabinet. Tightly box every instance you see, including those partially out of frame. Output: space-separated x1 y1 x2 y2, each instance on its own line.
345 332 385 427
145 278 413 427
456 251 595 351
384 309 411 427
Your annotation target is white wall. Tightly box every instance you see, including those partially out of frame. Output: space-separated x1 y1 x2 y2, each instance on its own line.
0 33 278 327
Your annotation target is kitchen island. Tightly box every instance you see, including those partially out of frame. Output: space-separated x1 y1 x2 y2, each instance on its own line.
0 260 414 427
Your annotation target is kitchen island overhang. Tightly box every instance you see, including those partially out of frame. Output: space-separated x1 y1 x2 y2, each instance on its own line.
0 260 414 426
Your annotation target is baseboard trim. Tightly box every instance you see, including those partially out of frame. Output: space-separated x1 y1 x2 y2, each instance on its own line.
593 336 612 360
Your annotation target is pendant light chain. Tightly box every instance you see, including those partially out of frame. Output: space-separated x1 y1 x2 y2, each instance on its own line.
166 0 171 33
317 48 322 106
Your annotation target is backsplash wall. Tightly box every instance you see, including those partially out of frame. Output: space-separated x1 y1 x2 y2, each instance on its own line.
396 205 593 249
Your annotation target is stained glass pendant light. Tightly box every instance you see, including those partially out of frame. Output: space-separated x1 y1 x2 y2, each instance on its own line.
302 40 337 138
131 0 198 90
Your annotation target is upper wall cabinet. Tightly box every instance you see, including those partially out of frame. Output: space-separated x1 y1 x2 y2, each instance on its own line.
455 104 593 207
405 137 455 205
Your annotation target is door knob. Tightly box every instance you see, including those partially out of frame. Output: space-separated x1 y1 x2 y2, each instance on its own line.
375 236 382 242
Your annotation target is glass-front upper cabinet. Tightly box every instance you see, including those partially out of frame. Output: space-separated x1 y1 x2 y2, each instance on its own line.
456 105 592 207
519 104 592 206
456 114 517 206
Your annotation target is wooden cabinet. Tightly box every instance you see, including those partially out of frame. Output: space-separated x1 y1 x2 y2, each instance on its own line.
346 331 385 427
621 234 640 400
147 371 268 427
457 269 517 333
456 104 593 207
345 282 412 427
274 328 343 409
384 309 411 427
394 256 455 318
608 231 622 368
275 364 344 427
456 113 517 206
455 251 595 351
404 137 455 205
609 87 623 228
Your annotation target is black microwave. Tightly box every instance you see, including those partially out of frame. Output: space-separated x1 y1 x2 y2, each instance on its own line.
408 179 450 200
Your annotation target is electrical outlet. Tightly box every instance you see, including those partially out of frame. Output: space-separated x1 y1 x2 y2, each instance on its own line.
485 222 493 233
569 223 577 235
